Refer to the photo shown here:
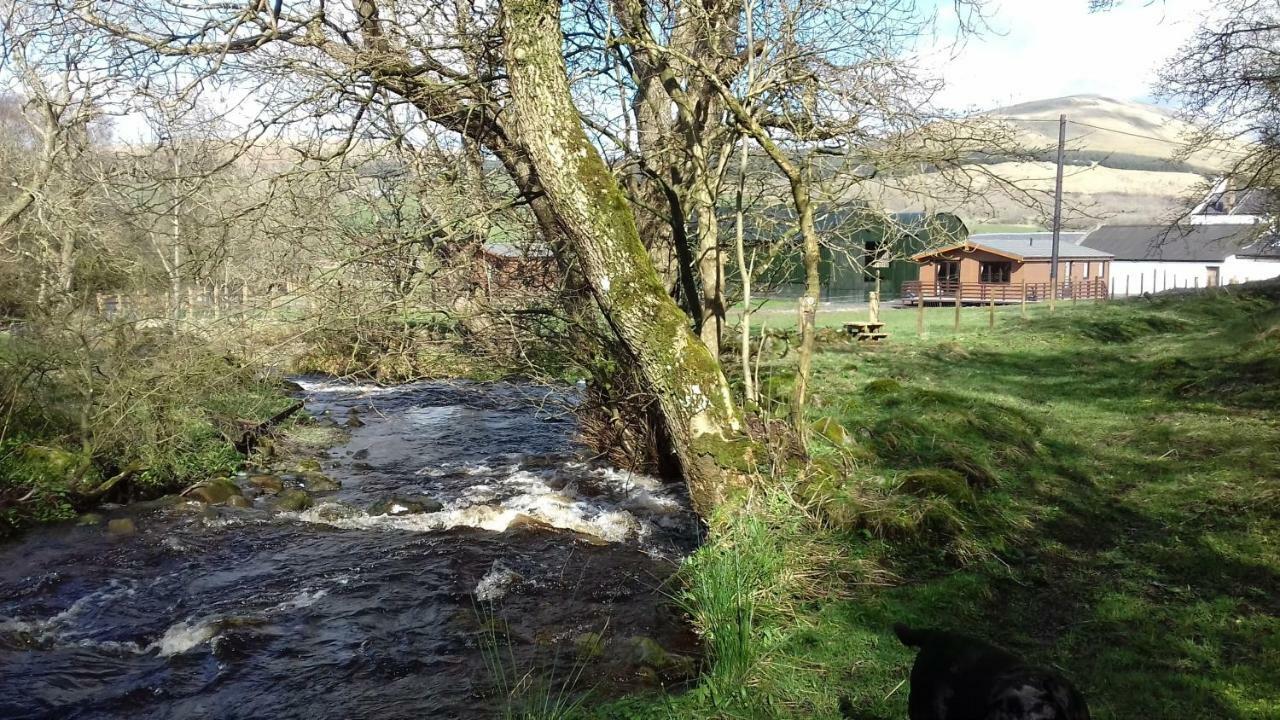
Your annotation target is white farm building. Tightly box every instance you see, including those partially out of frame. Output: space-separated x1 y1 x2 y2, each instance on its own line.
1080 224 1280 296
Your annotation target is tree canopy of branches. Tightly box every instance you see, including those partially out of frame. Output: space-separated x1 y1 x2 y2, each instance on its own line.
1160 0 1280 239
2 0 1027 517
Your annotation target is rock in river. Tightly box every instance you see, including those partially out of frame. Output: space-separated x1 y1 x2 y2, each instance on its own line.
301 472 341 493
184 477 243 505
248 474 284 493
295 458 322 473
368 495 443 516
313 502 358 522
106 518 137 536
275 489 313 512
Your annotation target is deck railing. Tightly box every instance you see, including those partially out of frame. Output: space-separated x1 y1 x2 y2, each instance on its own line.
900 279 1108 304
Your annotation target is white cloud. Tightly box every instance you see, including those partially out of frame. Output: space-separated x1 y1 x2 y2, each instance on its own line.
920 0 1216 111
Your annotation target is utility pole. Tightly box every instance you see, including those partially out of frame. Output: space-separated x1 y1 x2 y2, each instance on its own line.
1050 114 1066 311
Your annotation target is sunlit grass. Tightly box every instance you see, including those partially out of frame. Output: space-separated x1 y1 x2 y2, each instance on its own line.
597 281 1280 719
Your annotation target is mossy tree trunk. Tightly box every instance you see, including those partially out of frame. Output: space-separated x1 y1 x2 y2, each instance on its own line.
644 41 821 436
501 0 749 516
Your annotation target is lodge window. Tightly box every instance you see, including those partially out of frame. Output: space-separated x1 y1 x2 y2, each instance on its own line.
1083 262 1091 278
979 261 1011 284
935 260 959 283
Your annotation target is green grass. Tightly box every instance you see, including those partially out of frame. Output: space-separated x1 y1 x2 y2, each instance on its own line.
596 282 1280 719
733 296 1068 336
1 326 298 536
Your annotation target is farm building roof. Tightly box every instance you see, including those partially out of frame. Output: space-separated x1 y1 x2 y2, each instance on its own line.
913 233 1111 261
1080 224 1280 261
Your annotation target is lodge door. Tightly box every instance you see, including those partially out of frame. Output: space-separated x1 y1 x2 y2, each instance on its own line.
935 261 959 289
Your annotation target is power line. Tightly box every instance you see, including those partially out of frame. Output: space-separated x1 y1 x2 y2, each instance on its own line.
1016 117 1247 156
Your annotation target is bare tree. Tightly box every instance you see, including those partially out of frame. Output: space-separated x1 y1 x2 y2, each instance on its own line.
1159 0 1280 241
0 2 115 304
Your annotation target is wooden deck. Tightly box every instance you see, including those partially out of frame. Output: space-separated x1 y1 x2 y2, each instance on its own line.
900 279 1108 306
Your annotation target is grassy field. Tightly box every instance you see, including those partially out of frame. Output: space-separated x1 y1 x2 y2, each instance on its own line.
595 282 1280 719
736 296 1080 336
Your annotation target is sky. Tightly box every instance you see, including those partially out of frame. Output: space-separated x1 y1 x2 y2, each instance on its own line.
924 0 1217 112
91 0 1221 143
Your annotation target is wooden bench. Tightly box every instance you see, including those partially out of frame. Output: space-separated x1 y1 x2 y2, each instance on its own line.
842 321 887 342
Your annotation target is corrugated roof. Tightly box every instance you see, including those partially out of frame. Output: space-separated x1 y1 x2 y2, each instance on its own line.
1080 224 1280 261
967 233 1108 259
916 233 1111 261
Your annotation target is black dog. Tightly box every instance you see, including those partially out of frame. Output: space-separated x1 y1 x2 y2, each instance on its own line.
893 623 1090 720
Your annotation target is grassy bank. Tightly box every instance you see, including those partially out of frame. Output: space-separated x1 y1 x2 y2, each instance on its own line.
0 321 298 536
599 282 1280 719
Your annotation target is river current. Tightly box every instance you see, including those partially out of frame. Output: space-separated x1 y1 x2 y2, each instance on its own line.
0 379 700 719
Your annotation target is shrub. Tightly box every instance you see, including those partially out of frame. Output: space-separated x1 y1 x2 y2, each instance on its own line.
0 319 294 535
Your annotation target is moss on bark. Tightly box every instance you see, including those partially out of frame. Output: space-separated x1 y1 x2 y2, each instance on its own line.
501 0 750 515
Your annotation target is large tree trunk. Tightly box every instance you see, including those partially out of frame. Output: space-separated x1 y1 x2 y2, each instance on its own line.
501 0 748 516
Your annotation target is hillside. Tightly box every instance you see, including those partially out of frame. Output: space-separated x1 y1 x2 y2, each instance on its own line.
853 95 1238 229
989 94 1239 173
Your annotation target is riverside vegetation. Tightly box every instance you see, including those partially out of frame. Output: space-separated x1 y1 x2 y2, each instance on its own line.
0 306 566 536
591 282 1280 720
0 321 299 535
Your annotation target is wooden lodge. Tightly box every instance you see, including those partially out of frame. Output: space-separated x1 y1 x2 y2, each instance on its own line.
903 233 1114 305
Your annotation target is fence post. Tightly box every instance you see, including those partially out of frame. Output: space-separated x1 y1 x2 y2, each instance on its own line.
988 293 995 328
1139 275 1144 294
954 288 961 333
1021 281 1027 319
917 291 924 337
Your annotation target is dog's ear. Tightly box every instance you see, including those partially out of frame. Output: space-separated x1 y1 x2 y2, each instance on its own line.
893 622 927 647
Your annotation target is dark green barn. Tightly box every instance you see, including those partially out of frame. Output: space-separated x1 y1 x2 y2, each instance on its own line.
745 209 969 300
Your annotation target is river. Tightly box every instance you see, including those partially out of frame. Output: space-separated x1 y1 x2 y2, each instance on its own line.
0 379 700 719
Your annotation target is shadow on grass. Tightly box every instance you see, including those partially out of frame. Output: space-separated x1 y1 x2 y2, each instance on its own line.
822 287 1280 719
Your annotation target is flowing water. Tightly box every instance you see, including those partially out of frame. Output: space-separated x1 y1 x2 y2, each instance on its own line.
0 379 701 719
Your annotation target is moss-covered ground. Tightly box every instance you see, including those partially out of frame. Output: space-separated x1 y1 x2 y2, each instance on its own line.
596 282 1280 719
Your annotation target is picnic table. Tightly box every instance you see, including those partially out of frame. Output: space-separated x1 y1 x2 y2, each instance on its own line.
842 321 887 342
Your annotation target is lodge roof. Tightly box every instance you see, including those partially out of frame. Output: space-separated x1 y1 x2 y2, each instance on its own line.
913 233 1112 262
1080 224 1280 262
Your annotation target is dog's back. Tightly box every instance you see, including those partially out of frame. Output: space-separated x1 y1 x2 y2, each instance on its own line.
894 623 1090 720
